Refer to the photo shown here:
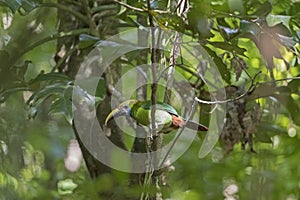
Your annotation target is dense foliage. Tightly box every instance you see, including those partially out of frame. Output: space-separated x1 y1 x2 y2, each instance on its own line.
0 0 299 199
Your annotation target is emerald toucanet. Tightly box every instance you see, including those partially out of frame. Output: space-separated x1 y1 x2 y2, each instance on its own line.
105 100 208 133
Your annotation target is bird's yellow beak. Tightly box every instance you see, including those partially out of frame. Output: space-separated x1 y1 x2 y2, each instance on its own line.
105 108 119 126
104 107 128 126
105 100 137 126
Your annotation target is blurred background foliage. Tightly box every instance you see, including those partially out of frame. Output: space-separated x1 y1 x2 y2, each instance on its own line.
0 0 300 199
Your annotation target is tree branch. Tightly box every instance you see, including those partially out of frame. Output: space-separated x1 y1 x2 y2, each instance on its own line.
164 0 189 103
148 1 158 138
195 71 261 105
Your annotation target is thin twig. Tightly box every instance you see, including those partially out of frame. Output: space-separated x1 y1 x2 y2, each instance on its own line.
81 0 97 35
195 93 248 105
51 47 78 72
113 0 144 12
233 53 253 81
159 98 198 169
113 0 168 14
113 0 169 14
262 76 300 84
164 33 182 103
195 71 261 105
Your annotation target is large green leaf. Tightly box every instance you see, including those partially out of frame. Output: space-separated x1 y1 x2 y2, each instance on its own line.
208 41 246 56
239 20 261 39
29 72 72 84
49 85 73 123
76 77 106 99
72 85 102 112
266 14 291 31
287 76 300 93
1 0 37 13
151 12 186 33
187 3 213 38
256 123 286 143
0 87 29 103
203 46 231 84
273 93 300 126
252 1 272 17
26 82 69 118
218 25 239 41
247 84 300 125
227 0 244 15
277 34 297 48
247 84 284 100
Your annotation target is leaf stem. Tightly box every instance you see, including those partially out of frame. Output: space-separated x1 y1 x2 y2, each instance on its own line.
19 29 89 57
39 3 90 25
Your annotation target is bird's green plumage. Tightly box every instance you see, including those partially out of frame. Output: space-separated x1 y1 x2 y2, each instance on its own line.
130 100 175 131
137 100 179 116
105 99 208 133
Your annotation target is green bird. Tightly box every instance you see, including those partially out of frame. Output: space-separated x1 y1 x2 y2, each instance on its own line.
105 100 208 133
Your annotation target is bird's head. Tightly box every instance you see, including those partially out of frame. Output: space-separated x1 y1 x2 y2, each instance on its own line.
104 99 138 126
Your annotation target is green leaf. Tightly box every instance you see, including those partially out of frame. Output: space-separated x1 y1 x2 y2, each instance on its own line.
95 40 144 65
19 0 35 12
256 124 286 143
95 78 106 99
276 34 297 48
1 0 21 12
29 72 72 84
152 13 186 33
57 178 78 195
208 41 246 56
27 106 38 119
79 34 100 49
253 1 272 17
247 85 290 100
287 76 300 93
266 14 291 30
72 86 101 112
240 20 261 38
0 172 18 190
118 13 139 27
0 87 28 103
76 77 106 99
218 25 239 41
247 85 300 125
203 46 231 84
228 0 244 15
26 82 70 117
250 84 299 126
47 84 73 123
187 4 213 38
273 93 300 126
2 0 36 13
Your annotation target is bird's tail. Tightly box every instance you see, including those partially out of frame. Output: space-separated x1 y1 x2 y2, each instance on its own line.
185 120 208 131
